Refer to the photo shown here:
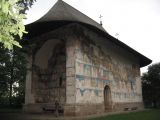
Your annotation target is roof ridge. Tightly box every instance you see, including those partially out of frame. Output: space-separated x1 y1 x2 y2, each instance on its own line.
61 1 100 24
59 0 107 31
60 0 75 20
33 0 106 32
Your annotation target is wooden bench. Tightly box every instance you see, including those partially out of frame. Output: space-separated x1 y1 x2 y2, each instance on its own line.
131 107 138 110
42 106 55 112
42 106 64 114
124 108 129 111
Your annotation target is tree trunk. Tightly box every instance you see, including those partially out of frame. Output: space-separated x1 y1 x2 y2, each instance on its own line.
9 51 14 107
9 66 14 107
9 80 12 107
153 100 157 108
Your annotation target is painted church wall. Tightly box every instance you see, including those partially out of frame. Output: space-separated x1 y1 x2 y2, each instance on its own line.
32 39 66 105
74 29 142 104
66 37 77 104
24 23 145 115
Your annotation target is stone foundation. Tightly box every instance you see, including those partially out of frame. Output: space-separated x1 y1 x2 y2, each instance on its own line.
23 102 143 116
64 104 76 116
23 103 60 113
112 102 144 112
64 102 143 116
23 104 44 113
64 103 104 116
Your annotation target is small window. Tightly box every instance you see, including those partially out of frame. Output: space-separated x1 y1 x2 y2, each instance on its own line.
59 76 62 87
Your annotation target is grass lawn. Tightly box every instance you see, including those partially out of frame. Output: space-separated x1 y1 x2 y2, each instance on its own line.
89 109 160 120
0 109 159 120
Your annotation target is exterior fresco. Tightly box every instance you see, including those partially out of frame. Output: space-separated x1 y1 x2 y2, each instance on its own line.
32 39 66 105
74 36 142 104
23 0 151 115
24 24 145 115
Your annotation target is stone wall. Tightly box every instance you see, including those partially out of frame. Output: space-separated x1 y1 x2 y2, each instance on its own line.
72 24 143 114
32 39 66 105
24 23 143 115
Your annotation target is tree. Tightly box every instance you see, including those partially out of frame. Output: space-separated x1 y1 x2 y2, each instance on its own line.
142 63 160 108
0 0 35 108
0 45 27 107
0 0 35 50
0 46 10 105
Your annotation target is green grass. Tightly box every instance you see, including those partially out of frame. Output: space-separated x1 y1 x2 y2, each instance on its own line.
0 109 160 120
89 109 160 120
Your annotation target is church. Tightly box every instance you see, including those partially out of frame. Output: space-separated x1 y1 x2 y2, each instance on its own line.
23 0 152 116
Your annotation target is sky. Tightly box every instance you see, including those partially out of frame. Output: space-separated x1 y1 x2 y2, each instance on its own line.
24 0 160 74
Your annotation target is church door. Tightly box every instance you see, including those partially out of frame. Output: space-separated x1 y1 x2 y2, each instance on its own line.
104 85 112 111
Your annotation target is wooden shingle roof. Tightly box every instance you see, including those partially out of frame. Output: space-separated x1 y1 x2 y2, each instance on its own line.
25 0 152 67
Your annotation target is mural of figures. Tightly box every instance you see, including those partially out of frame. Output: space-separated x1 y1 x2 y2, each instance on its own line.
74 37 142 104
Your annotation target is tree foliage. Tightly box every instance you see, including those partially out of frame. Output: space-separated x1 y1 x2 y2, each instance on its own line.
142 63 160 108
0 0 35 108
0 45 27 107
0 0 35 50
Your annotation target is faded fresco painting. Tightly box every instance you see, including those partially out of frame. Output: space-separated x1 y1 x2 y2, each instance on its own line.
74 37 142 104
32 39 66 104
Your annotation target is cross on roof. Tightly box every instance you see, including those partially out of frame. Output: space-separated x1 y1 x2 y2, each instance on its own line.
99 15 103 20
99 14 103 26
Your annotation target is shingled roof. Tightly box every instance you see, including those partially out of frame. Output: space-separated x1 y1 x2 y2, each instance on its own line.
36 0 106 32
25 0 152 67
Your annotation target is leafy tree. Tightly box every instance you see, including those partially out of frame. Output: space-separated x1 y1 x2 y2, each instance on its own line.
0 0 35 50
142 63 160 108
0 0 35 107
0 45 27 107
0 46 10 105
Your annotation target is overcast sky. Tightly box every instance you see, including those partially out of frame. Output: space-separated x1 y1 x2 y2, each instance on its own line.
24 0 160 74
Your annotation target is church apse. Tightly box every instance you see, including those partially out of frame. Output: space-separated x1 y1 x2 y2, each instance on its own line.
32 39 66 105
